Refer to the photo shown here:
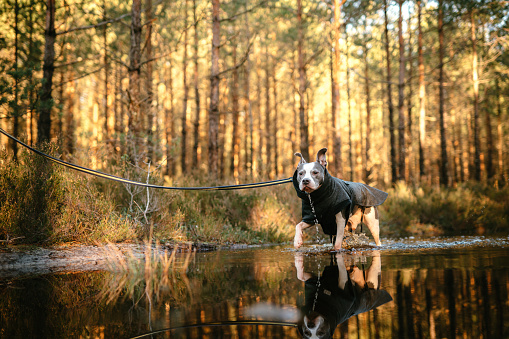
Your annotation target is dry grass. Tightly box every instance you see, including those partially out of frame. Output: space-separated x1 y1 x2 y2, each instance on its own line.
99 239 194 304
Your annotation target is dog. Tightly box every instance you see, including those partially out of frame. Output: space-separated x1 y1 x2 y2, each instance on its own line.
292 148 388 250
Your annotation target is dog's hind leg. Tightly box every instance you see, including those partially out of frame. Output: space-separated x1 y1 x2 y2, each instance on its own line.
364 206 381 246
346 205 363 232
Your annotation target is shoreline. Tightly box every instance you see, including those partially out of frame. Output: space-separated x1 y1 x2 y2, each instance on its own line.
0 241 279 280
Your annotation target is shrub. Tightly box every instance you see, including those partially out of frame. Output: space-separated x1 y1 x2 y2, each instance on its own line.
379 182 509 237
0 147 137 244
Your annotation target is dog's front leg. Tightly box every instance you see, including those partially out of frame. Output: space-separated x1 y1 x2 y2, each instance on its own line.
334 212 346 251
335 252 348 289
294 252 313 281
294 221 313 249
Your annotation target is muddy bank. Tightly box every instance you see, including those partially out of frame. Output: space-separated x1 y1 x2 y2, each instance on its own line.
0 242 217 280
0 240 277 280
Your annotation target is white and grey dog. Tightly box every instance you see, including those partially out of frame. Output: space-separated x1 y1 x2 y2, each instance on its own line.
292 148 388 250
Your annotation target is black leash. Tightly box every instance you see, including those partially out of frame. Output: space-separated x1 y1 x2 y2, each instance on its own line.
0 127 292 191
129 320 297 338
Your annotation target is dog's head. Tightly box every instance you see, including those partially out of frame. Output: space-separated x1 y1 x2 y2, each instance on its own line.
295 148 328 193
297 311 332 339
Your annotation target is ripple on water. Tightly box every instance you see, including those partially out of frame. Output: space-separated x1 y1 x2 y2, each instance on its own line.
381 235 509 252
289 235 509 254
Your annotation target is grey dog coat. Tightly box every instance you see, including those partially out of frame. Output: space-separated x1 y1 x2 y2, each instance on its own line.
293 169 388 236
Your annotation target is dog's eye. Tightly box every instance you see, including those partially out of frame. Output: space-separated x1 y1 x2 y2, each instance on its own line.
312 170 319 175
298 171 304 176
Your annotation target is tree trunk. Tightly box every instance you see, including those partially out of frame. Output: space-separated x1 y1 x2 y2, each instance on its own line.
28 0 36 146
102 0 109 143
114 61 121 149
363 33 371 184
291 57 298 165
345 36 353 181
297 0 309 161
243 3 253 177
383 0 397 184
331 0 346 176
146 0 155 161
438 0 449 186
231 43 240 179
417 0 426 181
470 10 481 181
65 69 75 155
397 0 406 182
208 0 220 177
272 61 279 178
12 0 20 160
192 0 200 168
406 11 414 183
496 78 505 184
452 109 461 184
256 60 263 173
38 0 56 144
219 106 226 179
166 58 175 176
57 69 64 137
264 44 272 177
182 0 189 172
484 89 494 180
127 0 142 159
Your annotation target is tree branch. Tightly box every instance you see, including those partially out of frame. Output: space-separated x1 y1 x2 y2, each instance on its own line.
56 13 131 36
215 38 255 78
220 0 268 23
54 54 101 69
53 66 105 88
304 47 324 67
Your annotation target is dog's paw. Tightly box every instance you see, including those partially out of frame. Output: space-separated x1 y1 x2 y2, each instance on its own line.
294 233 303 249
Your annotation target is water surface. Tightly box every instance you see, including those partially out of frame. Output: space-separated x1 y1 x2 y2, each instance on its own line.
1 236 508 338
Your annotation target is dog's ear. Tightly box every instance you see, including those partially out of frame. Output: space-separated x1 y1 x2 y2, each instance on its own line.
316 148 327 168
294 152 307 165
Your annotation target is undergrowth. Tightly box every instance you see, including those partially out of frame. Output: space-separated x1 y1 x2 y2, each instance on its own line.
0 147 297 246
0 147 138 244
1 146 507 246
380 181 509 237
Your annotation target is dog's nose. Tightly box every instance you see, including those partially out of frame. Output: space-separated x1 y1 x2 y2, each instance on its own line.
302 179 310 185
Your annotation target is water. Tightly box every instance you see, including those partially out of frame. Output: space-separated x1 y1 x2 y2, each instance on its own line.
1 236 509 338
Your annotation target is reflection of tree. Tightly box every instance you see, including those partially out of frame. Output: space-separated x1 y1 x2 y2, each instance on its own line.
387 263 508 339
1 249 508 337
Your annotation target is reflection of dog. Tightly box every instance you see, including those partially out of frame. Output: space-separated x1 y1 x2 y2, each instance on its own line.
293 148 388 250
294 252 392 339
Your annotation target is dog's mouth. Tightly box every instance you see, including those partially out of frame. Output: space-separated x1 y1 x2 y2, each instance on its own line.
301 186 314 193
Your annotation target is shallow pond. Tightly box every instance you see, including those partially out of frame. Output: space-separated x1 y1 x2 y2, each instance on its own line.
1 236 509 338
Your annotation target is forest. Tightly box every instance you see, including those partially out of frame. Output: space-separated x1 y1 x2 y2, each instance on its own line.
0 0 508 245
